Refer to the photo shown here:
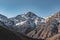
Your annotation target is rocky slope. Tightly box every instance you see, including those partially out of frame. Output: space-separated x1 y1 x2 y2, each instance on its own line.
0 12 45 35
0 14 14 29
27 11 60 40
0 23 44 40
0 17 44 40
9 12 45 34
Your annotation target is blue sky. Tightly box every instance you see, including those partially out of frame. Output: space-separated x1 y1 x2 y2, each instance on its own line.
0 0 60 18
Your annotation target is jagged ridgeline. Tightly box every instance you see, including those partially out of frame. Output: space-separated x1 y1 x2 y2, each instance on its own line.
0 12 45 40
0 11 60 40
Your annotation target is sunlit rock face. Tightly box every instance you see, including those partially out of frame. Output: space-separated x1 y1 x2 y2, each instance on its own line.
27 11 60 40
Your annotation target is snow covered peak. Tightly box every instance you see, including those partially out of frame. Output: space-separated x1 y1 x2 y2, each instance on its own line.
25 12 37 16
0 14 8 22
0 14 14 28
0 14 7 17
24 12 37 18
10 12 45 27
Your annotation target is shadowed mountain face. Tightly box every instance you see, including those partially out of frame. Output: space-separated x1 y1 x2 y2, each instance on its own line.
0 11 60 40
0 21 44 40
0 26 21 40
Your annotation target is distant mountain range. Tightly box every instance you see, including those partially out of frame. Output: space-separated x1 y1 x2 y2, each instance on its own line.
0 11 60 40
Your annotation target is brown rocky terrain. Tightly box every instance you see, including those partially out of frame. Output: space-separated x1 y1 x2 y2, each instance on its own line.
46 34 60 40
27 11 60 40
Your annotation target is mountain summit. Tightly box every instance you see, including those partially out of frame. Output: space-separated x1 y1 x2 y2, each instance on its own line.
24 12 37 17
9 12 45 34
0 12 44 35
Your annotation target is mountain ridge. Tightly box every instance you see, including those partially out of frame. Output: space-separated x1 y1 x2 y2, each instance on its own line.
0 11 60 40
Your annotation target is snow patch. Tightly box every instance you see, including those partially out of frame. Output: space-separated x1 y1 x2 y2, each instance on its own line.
41 19 45 22
55 18 60 23
34 18 41 25
16 21 26 26
35 18 38 25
